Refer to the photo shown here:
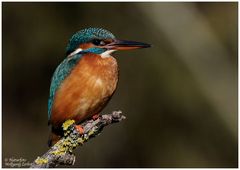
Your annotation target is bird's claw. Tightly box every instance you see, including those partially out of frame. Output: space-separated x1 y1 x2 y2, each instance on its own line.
74 125 84 135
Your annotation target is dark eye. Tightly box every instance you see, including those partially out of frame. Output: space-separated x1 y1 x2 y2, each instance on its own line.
92 39 105 46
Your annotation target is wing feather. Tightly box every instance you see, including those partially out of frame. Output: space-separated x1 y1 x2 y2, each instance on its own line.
48 54 83 120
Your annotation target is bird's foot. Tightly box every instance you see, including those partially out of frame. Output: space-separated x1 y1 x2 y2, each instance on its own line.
74 125 84 135
92 114 100 120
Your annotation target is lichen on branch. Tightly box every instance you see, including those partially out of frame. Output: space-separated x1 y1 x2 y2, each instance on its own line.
30 111 125 168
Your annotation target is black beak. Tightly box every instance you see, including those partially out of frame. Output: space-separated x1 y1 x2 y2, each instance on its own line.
106 39 151 50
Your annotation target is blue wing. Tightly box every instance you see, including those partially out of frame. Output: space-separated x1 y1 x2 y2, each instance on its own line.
48 54 83 121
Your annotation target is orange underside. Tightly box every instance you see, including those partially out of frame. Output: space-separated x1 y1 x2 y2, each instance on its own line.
50 53 118 129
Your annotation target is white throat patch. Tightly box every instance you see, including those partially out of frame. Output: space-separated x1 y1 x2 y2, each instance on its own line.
100 50 116 58
67 48 83 57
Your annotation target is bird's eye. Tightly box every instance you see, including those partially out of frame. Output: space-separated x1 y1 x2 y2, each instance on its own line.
92 39 106 46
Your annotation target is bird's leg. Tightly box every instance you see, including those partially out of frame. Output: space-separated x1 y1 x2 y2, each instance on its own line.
92 114 100 120
73 114 101 135
74 125 84 134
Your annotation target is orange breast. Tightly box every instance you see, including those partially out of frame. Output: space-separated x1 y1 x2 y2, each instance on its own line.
50 54 118 128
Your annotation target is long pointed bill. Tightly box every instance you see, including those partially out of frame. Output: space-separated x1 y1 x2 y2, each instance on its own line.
106 39 151 50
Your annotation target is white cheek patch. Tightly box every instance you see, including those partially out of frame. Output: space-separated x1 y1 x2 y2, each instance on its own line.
67 48 83 57
100 50 116 58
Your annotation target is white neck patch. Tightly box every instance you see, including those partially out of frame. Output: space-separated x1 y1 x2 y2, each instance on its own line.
67 48 83 57
100 50 116 58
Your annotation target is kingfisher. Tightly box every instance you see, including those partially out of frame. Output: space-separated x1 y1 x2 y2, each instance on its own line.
48 28 150 146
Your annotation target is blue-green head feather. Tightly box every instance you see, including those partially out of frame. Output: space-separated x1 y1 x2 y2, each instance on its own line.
66 28 115 56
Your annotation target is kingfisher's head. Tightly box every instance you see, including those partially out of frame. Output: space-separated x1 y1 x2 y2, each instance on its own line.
66 27 151 58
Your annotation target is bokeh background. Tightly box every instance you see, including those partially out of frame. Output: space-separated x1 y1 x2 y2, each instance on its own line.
2 2 238 168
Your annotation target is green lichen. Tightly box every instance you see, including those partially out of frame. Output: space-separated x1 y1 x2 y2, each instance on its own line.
50 141 67 155
50 119 102 157
35 157 48 164
62 119 75 131
50 146 66 155
77 138 84 145
84 135 89 140
88 128 97 136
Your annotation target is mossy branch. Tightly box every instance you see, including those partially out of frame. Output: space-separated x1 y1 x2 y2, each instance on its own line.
30 111 125 168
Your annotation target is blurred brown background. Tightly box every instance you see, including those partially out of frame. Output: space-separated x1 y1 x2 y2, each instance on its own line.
2 2 238 168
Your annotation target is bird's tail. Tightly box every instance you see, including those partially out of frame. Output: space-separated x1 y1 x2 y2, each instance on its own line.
48 127 62 147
